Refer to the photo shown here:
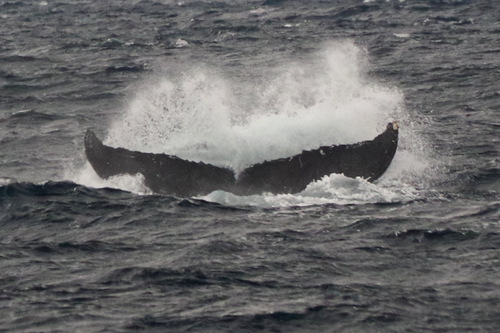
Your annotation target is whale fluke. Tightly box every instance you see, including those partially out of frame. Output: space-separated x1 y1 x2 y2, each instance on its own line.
85 122 398 197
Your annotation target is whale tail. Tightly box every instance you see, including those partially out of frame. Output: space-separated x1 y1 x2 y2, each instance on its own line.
84 122 398 196
234 122 399 195
84 130 236 196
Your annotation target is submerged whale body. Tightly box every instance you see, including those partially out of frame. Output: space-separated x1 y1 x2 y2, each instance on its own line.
84 122 399 197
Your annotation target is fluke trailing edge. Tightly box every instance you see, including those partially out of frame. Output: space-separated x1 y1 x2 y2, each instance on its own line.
84 122 399 197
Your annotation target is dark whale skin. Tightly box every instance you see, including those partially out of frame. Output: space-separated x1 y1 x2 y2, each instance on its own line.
85 122 398 197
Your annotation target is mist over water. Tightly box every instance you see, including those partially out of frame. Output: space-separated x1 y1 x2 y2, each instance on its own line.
76 41 432 205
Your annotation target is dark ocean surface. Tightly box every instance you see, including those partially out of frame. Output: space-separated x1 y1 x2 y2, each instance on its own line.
1 0 499 332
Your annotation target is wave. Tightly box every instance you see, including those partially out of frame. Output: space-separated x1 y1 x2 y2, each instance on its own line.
201 174 421 207
0 180 119 199
0 180 233 209
386 228 480 244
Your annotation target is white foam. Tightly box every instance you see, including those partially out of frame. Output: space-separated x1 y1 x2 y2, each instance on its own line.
73 163 152 195
0 177 16 186
74 40 433 206
394 33 410 38
200 174 419 208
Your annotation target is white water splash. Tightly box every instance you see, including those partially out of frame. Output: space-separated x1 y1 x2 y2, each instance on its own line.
76 40 431 206
73 163 152 195
200 174 420 208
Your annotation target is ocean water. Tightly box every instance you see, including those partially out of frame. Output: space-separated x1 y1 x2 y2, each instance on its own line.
0 0 499 332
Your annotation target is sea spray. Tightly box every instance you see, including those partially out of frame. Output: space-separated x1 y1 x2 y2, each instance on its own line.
107 41 405 169
77 41 431 205
73 163 153 195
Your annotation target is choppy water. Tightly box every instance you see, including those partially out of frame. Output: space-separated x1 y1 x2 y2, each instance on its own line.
1 0 499 332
